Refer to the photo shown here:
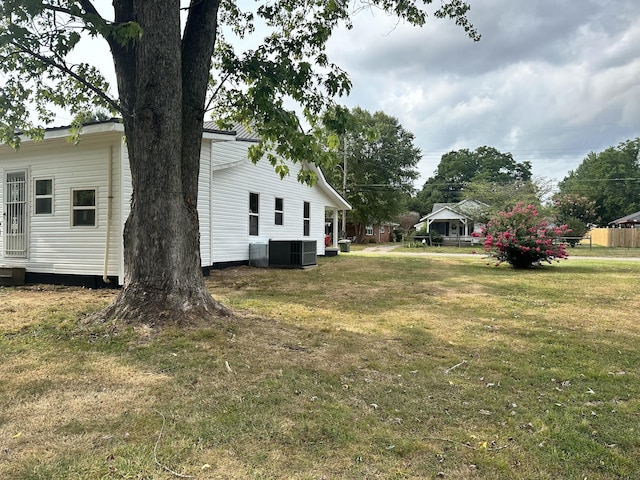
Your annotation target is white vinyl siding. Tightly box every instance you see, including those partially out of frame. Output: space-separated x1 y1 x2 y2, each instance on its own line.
197 140 213 265
0 124 347 281
210 140 336 263
0 134 123 278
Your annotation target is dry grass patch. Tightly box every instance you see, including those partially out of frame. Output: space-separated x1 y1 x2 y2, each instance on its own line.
0 285 115 331
2 255 640 478
0 348 170 474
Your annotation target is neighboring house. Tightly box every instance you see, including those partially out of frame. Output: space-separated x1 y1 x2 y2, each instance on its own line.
346 222 398 243
0 120 350 286
608 211 640 227
414 199 487 243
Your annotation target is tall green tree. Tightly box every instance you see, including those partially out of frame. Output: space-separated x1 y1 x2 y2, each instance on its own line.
0 0 478 324
318 107 421 237
410 146 534 215
552 193 599 243
412 146 532 216
462 176 554 220
557 139 640 225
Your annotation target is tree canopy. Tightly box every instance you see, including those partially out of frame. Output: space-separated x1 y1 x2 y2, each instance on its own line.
552 193 599 242
557 139 640 225
0 0 479 324
462 176 553 221
410 146 533 216
317 107 421 231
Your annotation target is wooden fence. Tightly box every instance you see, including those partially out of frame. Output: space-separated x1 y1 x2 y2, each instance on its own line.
589 228 640 248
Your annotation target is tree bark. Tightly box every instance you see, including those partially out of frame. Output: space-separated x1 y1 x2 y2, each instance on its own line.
102 0 229 325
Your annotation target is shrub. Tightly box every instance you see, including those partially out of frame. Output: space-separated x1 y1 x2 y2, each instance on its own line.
553 194 600 243
473 202 571 269
563 218 588 247
554 194 599 225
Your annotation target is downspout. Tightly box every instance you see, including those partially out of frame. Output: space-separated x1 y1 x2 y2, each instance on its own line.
102 146 113 284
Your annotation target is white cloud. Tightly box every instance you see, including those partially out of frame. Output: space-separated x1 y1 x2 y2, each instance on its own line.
30 0 640 189
323 0 640 187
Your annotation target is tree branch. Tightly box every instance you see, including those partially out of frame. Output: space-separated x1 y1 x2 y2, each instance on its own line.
10 40 121 113
77 0 118 48
42 0 115 49
108 0 136 123
154 411 194 478
204 71 231 112
41 3 74 15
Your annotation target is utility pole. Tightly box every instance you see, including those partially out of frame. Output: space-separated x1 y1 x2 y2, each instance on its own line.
341 135 347 239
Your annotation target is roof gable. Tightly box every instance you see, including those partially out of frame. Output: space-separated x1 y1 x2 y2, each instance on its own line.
609 210 640 225
418 199 488 222
428 205 470 221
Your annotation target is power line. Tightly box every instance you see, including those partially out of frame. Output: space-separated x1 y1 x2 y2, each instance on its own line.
419 177 640 187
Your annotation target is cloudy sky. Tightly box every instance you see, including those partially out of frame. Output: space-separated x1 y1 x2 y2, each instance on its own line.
65 0 640 190
322 0 640 189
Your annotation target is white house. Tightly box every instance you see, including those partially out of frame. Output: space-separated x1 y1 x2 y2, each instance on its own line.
414 199 487 242
0 120 350 286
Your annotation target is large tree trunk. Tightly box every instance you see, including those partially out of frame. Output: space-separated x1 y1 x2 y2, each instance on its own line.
102 0 229 325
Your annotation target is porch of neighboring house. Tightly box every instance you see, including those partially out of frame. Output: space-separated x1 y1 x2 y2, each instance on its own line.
427 220 480 245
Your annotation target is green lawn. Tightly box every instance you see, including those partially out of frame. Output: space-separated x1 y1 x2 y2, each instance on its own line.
1 254 639 478
394 242 640 258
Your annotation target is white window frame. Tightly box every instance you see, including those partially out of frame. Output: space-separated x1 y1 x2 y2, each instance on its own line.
249 192 259 236
365 225 374 236
34 177 54 216
275 197 284 226
303 201 310 236
71 187 98 227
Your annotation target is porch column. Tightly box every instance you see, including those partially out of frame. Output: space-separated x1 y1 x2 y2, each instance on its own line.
332 208 339 248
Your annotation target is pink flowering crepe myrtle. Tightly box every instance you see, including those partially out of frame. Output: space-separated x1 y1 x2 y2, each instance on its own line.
473 203 571 268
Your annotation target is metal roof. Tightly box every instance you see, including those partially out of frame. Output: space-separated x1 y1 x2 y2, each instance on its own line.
203 121 259 141
609 211 640 225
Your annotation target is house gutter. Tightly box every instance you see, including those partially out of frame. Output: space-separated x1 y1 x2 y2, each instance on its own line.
103 146 113 284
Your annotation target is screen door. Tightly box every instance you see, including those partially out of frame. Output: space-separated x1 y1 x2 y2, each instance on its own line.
4 170 27 257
